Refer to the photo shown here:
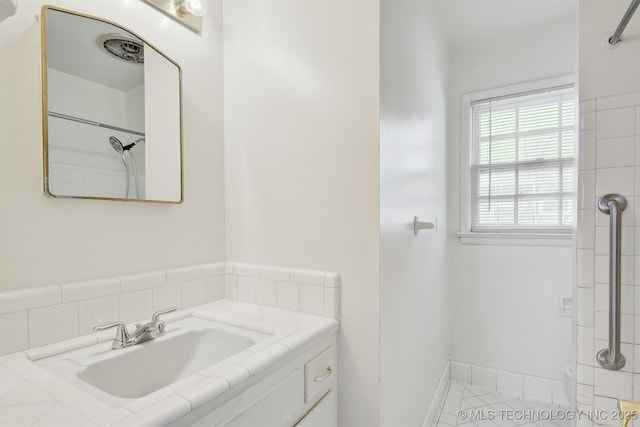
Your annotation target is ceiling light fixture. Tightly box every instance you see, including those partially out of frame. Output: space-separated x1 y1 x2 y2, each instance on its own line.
141 0 208 34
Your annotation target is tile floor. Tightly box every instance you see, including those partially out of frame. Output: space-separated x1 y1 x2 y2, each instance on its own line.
434 383 573 427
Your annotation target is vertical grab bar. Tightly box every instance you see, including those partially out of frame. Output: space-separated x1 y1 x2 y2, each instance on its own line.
596 193 627 371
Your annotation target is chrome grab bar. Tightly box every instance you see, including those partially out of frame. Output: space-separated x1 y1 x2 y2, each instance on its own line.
596 193 627 370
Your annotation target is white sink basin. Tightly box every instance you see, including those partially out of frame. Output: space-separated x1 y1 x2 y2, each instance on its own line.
37 315 268 405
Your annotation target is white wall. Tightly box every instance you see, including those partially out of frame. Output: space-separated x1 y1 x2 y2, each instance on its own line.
379 1 449 425
447 20 577 380
0 0 225 290
575 0 640 420
222 1 380 425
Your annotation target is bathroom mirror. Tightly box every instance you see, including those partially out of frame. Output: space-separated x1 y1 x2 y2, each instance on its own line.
41 6 183 203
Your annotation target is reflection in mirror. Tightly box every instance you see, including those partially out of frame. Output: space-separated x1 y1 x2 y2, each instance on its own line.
42 6 183 203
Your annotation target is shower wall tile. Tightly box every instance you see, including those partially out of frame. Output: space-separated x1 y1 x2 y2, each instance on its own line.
596 107 636 139
597 93 640 111
61 278 120 303
596 136 636 168
165 266 202 285
579 130 597 170
595 166 635 196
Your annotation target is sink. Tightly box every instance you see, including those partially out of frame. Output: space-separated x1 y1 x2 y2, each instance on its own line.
36 315 268 404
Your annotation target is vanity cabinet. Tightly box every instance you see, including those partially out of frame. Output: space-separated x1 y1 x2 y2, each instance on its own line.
171 334 337 427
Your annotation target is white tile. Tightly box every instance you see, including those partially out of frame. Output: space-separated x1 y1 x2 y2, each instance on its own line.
0 311 28 355
576 364 594 385
0 381 56 405
523 375 552 403
79 295 119 335
178 375 229 409
256 279 277 307
33 402 96 427
205 276 225 302
277 282 300 311
577 326 594 366
225 275 237 300
61 278 119 302
29 302 79 347
597 93 640 111
25 335 97 361
634 374 640 401
153 284 181 312
0 402 57 427
110 395 191 427
290 269 325 286
224 262 235 275
595 225 634 256
0 286 61 314
181 278 206 308
576 287 594 327
259 266 290 282
576 210 595 250
236 276 257 303
234 263 260 278
578 170 596 210
496 370 523 397
593 368 632 398
119 290 152 324
120 271 165 292
324 272 341 288
324 287 340 319
597 137 636 168
581 112 597 132
581 99 597 113
552 380 570 406
596 167 635 197
594 255 609 284
201 262 225 278
577 249 595 286
595 312 633 343
471 365 496 390
165 266 202 284
597 107 636 139
90 408 132 427
579 130 596 170
299 285 324 316
237 343 289 375
450 362 471 383
596 284 633 314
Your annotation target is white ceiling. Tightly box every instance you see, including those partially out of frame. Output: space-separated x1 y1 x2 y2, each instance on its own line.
434 0 578 48
46 9 144 92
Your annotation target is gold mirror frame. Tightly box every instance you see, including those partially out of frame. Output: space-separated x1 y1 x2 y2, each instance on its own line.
41 5 184 203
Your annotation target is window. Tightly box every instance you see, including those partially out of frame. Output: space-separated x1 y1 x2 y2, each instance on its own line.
466 83 576 236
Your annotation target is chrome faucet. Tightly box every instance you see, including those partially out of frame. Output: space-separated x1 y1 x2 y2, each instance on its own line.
94 307 177 350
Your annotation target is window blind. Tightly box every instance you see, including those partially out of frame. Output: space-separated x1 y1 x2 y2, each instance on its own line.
470 85 575 232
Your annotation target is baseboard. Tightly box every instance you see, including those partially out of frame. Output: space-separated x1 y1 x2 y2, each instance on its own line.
421 362 450 427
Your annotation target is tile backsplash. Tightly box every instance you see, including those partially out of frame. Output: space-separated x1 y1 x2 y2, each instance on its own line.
0 262 340 356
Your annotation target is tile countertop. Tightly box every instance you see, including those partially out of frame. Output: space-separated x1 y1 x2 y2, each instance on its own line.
0 299 339 427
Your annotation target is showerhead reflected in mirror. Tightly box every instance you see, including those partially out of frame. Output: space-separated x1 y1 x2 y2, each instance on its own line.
42 6 183 203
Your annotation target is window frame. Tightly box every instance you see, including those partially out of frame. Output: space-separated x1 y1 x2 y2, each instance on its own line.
458 75 577 247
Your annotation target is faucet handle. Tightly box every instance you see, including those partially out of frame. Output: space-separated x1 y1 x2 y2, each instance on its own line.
94 321 131 349
152 307 177 322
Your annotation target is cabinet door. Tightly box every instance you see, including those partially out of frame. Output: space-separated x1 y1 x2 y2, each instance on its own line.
294 391 336 427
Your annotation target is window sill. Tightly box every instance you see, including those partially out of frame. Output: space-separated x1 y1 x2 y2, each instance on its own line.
457 232 573 247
